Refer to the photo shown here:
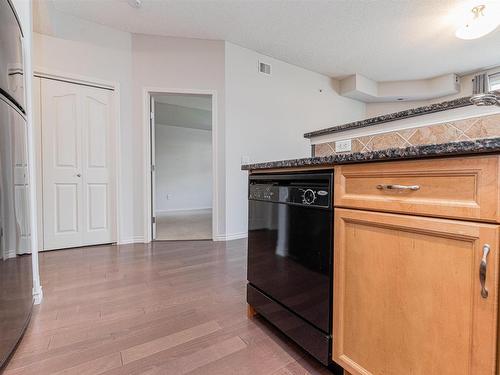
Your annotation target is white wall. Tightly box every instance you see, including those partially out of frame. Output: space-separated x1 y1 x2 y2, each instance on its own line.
31 26 139 243
224 42 366 237
131 34 226 239
155 125 212 212
31 12 371 242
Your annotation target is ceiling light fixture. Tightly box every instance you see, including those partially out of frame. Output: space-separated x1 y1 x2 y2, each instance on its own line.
127 0 142 9
455 4 500 40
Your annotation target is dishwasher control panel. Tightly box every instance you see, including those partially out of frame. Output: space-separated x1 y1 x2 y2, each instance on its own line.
249 173 332 208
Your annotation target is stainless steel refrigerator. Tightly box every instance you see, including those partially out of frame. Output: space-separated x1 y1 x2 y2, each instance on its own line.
0 0 33 370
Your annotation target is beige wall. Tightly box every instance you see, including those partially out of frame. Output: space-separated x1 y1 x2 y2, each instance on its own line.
32 32 139 243
32 4 137 241
154 124 212 212
225 42 366 236
131 34 226 239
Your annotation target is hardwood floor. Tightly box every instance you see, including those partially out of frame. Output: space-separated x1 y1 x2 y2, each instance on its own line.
4 240 333 374
155 209 212 241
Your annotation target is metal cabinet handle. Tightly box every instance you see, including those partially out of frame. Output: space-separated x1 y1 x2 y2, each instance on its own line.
76 173 81 178
376 184 420 191
480 244 490 298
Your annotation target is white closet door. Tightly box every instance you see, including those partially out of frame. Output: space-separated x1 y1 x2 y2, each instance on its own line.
41 79 115 250
42 79 84 250
81 85 114 246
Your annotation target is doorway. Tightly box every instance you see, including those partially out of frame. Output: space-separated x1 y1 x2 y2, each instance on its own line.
150 93 213 241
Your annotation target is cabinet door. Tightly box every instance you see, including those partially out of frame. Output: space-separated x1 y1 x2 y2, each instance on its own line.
333 209 499 375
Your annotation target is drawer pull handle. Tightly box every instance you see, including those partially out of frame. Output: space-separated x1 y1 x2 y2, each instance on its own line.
480 244 490 298
376 184 420 191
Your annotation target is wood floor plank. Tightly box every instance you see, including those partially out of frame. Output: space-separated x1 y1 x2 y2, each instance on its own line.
5 240 332 375
6 310 208 372
121 320 221 364
52 352 122 375
152 335 247 374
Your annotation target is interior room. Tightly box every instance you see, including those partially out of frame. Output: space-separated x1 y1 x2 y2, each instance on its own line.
152 93 213 241
1 0 500 374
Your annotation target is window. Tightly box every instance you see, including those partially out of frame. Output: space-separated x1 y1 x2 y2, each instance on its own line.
490 73 500 92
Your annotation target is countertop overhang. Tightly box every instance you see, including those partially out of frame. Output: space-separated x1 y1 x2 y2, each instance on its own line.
241 137 500 171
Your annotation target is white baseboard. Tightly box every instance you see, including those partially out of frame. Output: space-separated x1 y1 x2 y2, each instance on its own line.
119 232 247 243
5 250 16 259
33 286 43 305
213 232 248 241
155 207 212 213
118 236 145 245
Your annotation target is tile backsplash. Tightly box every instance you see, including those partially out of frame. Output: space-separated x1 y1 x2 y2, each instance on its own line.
313 113 500 157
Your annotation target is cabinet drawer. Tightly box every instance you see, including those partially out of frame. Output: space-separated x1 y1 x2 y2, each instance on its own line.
334 155 500 222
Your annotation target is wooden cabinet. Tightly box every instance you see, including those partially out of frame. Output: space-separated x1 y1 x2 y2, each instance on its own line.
333 208 499 375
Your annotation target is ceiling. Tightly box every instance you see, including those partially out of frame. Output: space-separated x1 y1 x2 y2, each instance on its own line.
154 93 212 111
49 0 500 82
154 94 212 131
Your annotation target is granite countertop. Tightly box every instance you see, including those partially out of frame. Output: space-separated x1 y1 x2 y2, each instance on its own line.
303 96 472 138
241 137 500 171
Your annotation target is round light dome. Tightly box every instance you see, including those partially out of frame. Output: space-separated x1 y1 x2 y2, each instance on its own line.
455 4 500 40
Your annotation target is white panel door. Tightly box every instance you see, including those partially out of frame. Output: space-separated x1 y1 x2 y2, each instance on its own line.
81 85 114 246
41 79 115 250
42 79 83 250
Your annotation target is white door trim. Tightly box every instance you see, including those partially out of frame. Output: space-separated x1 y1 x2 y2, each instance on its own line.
142 87 219 243
33 68 121 248
150 97 156 240
33 67 116 91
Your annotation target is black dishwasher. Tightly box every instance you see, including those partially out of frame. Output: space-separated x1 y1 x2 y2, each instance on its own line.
247 171 341 372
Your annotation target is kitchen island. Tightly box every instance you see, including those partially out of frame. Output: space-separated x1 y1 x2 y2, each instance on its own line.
243 138 500 375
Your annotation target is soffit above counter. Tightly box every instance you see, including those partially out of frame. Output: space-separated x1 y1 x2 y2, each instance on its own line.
339 73 461 103
303 96 473 139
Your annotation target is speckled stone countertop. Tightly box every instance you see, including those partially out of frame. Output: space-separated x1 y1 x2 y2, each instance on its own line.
303 96 472 139
241 137 500 171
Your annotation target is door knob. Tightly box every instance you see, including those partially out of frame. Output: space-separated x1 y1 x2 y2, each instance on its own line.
76 173 81 177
